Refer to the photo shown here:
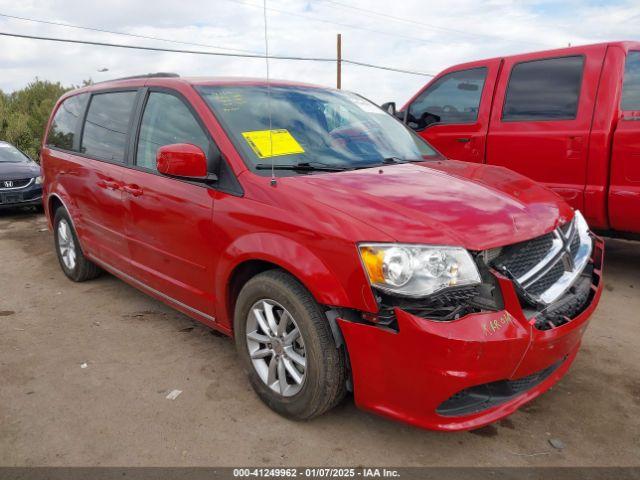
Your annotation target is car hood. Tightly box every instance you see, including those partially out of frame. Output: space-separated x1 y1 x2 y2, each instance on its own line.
280 160 574 251
0 161 40 180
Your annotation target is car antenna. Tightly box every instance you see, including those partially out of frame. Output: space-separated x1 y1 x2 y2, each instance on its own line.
263 0 276 187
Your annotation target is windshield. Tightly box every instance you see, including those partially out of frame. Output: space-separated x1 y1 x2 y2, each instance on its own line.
0 143 30 163
198 85 439 173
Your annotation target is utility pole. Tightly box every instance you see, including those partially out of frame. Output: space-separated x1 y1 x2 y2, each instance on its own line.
337 33 342 89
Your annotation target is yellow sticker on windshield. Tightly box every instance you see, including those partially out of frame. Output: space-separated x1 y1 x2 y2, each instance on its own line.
242 129 305 158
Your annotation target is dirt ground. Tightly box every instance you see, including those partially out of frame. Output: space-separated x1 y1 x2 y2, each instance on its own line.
0 208 639 467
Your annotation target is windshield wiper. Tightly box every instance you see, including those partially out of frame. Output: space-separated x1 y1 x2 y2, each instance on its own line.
255 161 351 172
382 157 427 164
381 156 406 164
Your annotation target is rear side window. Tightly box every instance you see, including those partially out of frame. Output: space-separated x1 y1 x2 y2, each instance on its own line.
81 91 137 162
136 92 210 171
502 56 584 121
408 68 487 127
622 51 640 110
47 94 88 150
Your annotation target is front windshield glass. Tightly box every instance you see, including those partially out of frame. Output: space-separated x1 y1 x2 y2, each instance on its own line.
198 85 439 172
0 143 30 163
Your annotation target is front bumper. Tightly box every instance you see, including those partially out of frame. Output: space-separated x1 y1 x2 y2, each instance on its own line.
0 183 42 209
338 237 604 431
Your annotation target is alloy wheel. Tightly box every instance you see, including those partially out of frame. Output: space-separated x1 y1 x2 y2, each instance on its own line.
245 299 306 397
57 219 77 270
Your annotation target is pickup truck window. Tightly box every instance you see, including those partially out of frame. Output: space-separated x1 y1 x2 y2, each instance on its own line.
81 91 137 163
47 94 89 151
622 51 640 111
408 68 487 128
503 56 584 121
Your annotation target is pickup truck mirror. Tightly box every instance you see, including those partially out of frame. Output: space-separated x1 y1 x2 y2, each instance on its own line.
380 102 397 116
381 102 411 124
156 143 217 182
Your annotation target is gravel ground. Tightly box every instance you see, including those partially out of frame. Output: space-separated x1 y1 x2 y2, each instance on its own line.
1 209 639 467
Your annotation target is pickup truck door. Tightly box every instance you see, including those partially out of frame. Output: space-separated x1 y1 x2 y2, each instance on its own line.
610 50 640 233
403 59 500 163
485 45 607 212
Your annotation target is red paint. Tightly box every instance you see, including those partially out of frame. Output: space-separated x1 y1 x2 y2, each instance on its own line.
340 239 603 431
156 143 208 178
402 41 640 235
41 76 604 431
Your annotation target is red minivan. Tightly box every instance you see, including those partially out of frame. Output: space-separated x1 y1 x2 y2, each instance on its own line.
388 41 640 238
42 74 603 431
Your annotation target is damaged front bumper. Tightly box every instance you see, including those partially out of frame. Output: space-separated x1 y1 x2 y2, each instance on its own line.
338 237 604 431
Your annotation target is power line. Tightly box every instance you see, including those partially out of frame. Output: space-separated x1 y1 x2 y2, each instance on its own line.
345 59 433 77
222 0 441 46
317 0 549 48
0 11 435 76
0 31 328 60
318 0 491 39
0 12 262 55
0 31 434 77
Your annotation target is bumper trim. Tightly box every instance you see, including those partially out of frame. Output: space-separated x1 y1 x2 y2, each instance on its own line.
0 196 42 209
436 357 565 417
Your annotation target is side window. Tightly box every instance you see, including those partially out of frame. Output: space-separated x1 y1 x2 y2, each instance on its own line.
81 91 137 162
408 67 487 128
136 92 210 171
503 56 584 121
622 51 640 111
46 93 88 150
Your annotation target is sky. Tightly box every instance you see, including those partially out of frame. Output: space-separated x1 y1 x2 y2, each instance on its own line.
0 0 639 104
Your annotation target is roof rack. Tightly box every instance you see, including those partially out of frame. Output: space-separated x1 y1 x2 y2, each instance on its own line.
95 72 180 84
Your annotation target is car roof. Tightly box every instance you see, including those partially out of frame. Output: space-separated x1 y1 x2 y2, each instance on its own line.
66 75 330 97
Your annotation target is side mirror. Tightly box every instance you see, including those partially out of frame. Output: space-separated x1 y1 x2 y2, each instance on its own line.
156 143 216 182
380 102 396 116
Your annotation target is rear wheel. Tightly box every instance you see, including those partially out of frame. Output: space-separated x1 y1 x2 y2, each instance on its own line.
234 270 346 420
53 207 101 282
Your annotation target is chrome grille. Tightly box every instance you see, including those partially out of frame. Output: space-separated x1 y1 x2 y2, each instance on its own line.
0 178 33 190
491 232 554 278
527 261 565 296
490 211 593 306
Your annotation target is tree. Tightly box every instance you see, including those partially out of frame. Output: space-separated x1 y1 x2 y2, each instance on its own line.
0 79 70 161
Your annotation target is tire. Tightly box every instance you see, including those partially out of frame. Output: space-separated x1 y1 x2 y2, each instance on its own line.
53 207 101 282
234 269 347 420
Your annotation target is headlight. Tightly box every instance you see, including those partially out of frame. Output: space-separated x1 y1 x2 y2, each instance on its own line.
358 243 481 298
35 176 43 184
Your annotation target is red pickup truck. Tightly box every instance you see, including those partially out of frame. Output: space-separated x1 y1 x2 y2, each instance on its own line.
388 41 640 237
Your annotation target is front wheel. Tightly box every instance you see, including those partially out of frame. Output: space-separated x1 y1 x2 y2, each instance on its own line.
234 270 347 420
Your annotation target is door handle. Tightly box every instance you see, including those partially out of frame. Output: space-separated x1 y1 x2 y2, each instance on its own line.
123 184 143 197
456 137 471 143
98 179 121 190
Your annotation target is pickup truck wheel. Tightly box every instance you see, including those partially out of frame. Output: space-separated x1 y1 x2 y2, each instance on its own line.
234 270 346 420
53 208 101 282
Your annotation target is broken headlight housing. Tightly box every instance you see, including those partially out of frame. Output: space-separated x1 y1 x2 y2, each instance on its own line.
358 243 482 298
